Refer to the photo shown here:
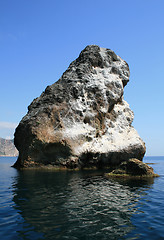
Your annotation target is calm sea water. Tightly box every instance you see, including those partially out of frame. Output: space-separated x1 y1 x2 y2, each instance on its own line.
0 156 164 240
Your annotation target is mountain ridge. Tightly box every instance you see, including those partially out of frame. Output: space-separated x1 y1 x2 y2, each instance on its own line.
0 137 18 156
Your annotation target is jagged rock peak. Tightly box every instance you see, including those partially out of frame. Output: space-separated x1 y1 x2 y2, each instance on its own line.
14 45 146 169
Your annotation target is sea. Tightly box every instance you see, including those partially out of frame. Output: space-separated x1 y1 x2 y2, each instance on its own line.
0 156 164 240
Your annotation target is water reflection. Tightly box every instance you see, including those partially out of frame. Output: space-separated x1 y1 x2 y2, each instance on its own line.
12 170 154 240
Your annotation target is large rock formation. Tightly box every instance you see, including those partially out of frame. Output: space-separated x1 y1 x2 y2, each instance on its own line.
0 137 18 156
14 45 146 169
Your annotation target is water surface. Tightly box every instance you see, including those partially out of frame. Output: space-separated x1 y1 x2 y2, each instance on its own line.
0 156 164 239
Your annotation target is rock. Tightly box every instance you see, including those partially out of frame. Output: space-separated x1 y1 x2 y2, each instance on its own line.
13 45 146 169
0 137 18 156
106 158 159 178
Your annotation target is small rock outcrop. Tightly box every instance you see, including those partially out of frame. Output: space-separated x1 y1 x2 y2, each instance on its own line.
14 45 146 169
106 159 159 178
0 137 18 156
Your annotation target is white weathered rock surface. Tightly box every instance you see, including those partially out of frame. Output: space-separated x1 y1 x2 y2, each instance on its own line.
14 45 146 168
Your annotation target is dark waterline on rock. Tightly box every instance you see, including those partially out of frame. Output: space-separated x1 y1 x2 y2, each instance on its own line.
0 156 164 239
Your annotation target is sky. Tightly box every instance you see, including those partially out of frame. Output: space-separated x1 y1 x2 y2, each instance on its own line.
0 0 164 156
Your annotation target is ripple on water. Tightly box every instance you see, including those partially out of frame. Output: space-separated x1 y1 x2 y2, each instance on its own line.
0 157 164 239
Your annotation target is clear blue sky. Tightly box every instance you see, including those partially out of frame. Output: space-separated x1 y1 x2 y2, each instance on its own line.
0 0 164 156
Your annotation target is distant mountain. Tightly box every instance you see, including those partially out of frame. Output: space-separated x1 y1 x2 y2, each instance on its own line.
0 138 18 156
